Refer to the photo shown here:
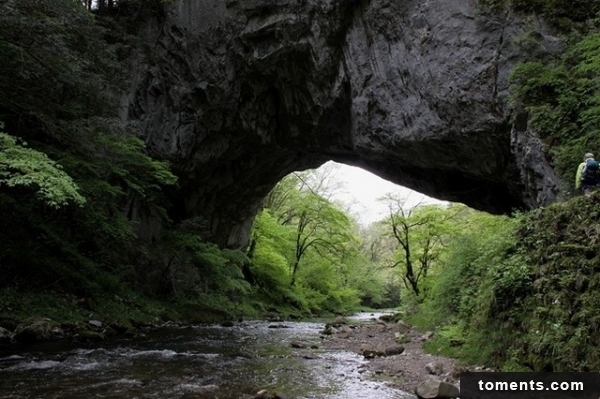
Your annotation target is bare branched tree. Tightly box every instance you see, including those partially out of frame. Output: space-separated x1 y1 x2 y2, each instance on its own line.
379 193 462 297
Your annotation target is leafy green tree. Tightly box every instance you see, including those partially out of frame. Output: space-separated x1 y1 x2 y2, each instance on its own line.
0 0 180 302
379 194 460 297
258 171 354 287
354 222 401 307
158 230 250 306
248 209 299 304
0 129 85 208
286 191 352 286
248 169 391 314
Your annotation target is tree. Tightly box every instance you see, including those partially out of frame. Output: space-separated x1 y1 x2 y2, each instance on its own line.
248 168 392 313
353 221 401 307
269 174 353 287
379 193 460 297
0 0 179 298
0 129 85 208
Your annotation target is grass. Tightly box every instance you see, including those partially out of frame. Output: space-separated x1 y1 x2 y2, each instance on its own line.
0 287 183 330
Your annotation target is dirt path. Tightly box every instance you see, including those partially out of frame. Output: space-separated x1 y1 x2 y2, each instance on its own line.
321 315 463 395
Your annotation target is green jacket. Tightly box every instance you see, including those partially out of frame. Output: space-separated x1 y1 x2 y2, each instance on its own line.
576 161 586 190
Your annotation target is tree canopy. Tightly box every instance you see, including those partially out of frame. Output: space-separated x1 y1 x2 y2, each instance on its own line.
248 170 396 314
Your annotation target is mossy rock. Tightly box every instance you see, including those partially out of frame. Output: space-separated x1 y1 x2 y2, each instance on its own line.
0 315 18 331
13 317 63 343
108 321 130 335
76 330 105 342
396 335 412 344
379 312 403 323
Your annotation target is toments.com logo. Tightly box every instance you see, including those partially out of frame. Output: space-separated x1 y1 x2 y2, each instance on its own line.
460 372 600 399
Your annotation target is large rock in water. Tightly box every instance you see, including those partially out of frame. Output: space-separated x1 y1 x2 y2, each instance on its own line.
122 0 568 248
415 379 460 399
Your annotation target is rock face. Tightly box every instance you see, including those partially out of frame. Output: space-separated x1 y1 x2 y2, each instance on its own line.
123 0 568 248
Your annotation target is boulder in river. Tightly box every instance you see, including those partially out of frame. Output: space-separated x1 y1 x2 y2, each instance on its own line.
254 389 288 399
396 320 412 332
0 326 12 345
415 378 460 399
360 343 385 358
268 324 289 329
320 325 333 335
87 320 103 329
384 344 405 356
360 343 404 358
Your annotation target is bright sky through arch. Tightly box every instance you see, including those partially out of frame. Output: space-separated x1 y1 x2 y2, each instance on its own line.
322 161 447 225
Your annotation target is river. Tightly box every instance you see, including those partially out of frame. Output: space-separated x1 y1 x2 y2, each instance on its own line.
0 313 414 398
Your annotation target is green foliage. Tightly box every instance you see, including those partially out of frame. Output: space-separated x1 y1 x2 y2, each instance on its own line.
0 0 122 126
505 196 600 371
248 172 390 315
158 232 251 303
509 31 600 183
413 211 519 323
0 286 178 327
356 222 403 308
407 209 530 368
249 210 301 307
296 250 361 313
0 130 85 208
377 195 462 301
0 0 180 311
422 322 495 366
411 194 600 372
478 0 600 29
0 120 178 296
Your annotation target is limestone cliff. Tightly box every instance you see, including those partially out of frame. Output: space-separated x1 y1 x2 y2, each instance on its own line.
122 0 568 248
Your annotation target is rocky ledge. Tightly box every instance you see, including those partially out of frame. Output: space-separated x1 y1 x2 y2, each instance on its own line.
0 316 152 346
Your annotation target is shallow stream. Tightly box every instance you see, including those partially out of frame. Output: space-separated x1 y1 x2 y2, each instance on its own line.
0 313 413 399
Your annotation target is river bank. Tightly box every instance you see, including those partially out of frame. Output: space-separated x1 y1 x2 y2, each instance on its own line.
322 313 464 395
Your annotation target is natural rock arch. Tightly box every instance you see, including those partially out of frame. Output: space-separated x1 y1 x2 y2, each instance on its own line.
123 0 567 248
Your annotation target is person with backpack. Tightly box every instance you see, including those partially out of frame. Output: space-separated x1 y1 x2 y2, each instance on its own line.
576 152 600 196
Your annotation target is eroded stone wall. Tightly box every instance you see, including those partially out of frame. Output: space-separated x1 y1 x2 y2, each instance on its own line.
123 0 567 248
